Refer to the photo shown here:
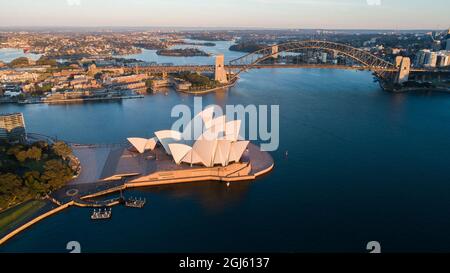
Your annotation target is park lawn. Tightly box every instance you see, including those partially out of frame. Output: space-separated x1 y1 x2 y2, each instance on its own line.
0 200 46 234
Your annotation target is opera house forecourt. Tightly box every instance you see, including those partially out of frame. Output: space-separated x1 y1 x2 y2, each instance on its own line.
102 107 274 186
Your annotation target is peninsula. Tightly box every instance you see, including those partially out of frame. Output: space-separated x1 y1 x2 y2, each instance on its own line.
156 48 211 57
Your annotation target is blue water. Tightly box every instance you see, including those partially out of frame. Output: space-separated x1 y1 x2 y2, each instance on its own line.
115 40 244 65
0 48 42 63
2 36 450 252
2 67 450 253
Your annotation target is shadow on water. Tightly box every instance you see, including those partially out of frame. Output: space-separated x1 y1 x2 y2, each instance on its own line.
130 181 253 213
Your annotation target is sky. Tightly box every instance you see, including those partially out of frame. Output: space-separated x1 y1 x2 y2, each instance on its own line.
0 0 449 30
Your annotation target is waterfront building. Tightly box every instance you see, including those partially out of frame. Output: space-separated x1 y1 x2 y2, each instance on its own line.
174 80 192 91
415 49 449 68
127 108 249 168
112 81 147 94
0 113 26 143
437 53 449 67
151 78 171 90
0 70 39 82
320 52 328 63
424 51 438 68
414 49 429 67
105 74 148 85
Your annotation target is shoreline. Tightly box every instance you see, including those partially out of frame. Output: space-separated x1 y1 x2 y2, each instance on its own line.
179 78 238 95
0 143 273 246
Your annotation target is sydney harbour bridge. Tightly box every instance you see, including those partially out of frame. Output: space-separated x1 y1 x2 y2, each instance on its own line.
125 40 449 91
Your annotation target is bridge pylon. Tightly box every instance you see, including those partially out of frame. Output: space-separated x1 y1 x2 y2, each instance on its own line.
215 54 228 84
271 45 279 59
395 56 411 84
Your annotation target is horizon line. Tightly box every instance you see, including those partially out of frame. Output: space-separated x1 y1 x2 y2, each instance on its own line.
0 26 448 32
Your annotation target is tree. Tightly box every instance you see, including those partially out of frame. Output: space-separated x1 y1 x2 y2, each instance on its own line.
15 150 28 162
13 146 42 162
7 144 24 157
41 159 73 190
52 141 72 160
35 83 53 93
0 173 22 195
9 57 30 68
0 141 75 211
26 146 42 161
36 56 57 66
0 173 30 209
23 171 48 195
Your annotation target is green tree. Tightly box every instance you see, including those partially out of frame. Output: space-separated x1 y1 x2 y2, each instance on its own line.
13 146 42 162
36 56 57 66
0 141 75 212
41 159 73 190
7 145 24 157
26 146 42 161
9 57 30 68
35 83 53 93
0 173 31 209
15 150 28 162
23 171 48 195
52 142 72 160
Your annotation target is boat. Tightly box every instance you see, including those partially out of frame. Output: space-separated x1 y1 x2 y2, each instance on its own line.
91 208 112 220
125 197 146 208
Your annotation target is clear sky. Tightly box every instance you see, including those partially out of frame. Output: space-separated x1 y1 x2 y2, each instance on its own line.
0 0 449 29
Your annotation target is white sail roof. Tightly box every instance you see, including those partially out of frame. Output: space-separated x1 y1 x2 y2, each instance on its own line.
199 106 215 125
168 143 192 164
213 140 232 166
192 139 218 167
127 138 148 154
127 137 157 154
228 141 249 163
198 119 227 141
205 115 226 131
145 137 157 151
129 112 249 168
155 130 183 155
224 120 242 141
181 149 204 165
181 107 216 142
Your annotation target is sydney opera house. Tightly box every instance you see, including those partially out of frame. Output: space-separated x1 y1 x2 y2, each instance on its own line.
75 107 273 186
127 107 250 168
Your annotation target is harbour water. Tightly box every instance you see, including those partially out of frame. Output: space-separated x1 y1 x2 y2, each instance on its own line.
2 43 450 253
115 40 245 65
0 48 42 63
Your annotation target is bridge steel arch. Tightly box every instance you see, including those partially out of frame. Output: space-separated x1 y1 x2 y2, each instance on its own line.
228 40 396 80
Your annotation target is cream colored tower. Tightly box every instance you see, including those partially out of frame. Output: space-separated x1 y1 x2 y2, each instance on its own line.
215 54 228 84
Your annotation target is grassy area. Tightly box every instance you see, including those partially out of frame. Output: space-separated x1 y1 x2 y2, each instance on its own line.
0 200 46 234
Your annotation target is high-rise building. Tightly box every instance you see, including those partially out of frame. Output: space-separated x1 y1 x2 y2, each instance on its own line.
414 49 430 67
0 113 27 143
437 52 450 67
446 39 450 51
320 52 328 63
424 52 438 68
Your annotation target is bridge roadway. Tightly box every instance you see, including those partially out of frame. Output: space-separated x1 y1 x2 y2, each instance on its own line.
124 64 433 74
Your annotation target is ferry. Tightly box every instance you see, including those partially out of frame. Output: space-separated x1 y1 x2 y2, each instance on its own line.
91 208 112 220
125 197 146 208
